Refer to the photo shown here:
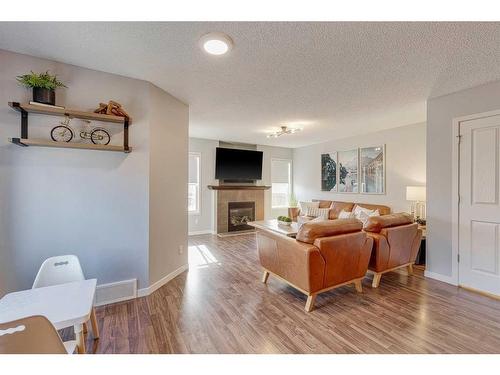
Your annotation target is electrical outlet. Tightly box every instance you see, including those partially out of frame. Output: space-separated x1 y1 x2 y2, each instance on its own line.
178 245 184 254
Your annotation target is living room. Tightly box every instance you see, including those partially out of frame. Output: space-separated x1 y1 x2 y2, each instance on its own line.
1 2 500 372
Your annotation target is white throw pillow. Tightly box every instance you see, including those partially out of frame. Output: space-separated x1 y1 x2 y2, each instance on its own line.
299 201 320 214
354 208 380 226
338 210 355 219
306 206 329 219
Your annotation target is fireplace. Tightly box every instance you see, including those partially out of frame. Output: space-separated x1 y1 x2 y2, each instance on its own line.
228 201 255 232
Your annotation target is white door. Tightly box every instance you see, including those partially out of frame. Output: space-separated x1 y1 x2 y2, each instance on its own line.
459 115 500 296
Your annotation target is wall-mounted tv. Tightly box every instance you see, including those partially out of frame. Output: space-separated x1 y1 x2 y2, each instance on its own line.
215 147 263 181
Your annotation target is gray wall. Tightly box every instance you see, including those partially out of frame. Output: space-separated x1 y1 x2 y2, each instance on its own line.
0 49 188 295
188 138 293 234
293 122 426 213
427 79 500 279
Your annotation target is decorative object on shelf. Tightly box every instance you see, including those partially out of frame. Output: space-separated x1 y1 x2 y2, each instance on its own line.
8 102 131 153
93 100 130 118
406 186 426 221
50 116 111 145
16 71 66 106
338 149 359 193
267 126 301 138
277 216 292 226
360 145 385 194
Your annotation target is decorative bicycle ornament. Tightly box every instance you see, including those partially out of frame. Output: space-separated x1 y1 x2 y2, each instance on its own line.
51 116 111 145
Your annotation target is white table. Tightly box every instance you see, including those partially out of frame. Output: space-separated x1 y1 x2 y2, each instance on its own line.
0 279 97 353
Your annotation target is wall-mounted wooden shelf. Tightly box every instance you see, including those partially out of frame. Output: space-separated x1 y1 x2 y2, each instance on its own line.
9 138 131 153
8 102 132 124
7 102 132 153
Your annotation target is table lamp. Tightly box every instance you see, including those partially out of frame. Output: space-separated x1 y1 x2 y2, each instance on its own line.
406 186 426 222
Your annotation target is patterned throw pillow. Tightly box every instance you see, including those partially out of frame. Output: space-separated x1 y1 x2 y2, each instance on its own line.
338 210 355 219
299 201 320 214
306 206 330 219
353 206 380 226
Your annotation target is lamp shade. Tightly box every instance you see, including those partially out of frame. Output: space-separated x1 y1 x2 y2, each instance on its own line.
406 186 426 201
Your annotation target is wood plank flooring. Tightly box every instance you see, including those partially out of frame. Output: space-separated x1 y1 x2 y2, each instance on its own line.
63 233 500 353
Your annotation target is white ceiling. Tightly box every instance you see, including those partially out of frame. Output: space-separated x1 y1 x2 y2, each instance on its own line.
1 22 500 148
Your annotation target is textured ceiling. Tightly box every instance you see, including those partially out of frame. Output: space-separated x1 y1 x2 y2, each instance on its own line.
1 22 500 147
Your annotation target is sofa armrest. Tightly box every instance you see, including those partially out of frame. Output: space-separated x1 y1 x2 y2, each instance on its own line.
256 229 325 293
313 232 373 287
366 232 390 272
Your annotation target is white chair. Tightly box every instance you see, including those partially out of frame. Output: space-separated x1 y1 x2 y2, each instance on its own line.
0 315 77 354
33 255 99 341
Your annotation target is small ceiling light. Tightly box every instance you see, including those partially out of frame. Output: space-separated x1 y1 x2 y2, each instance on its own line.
267 126 302 138
200 32 233 56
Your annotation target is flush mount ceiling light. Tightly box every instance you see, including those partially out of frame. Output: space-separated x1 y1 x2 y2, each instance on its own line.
267 126 302 138
200 32 233 55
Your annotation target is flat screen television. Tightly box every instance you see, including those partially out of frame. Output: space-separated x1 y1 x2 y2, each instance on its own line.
215 147 263 181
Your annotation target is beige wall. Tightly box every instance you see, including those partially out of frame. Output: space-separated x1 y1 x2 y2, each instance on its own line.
148 84 188 285
293 122 426 213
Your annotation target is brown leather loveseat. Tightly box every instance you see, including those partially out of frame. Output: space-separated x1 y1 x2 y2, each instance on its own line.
364 213 422 287
257 219 373 312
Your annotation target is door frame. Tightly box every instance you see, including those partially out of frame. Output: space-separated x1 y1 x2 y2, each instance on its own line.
451 108 500 287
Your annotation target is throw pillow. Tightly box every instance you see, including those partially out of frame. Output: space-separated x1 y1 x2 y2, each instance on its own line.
306 206 329 219
338 210 355 219
299 201 320 214
355 208 380 226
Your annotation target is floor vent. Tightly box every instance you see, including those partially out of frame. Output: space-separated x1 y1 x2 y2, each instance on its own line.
94 279 137 306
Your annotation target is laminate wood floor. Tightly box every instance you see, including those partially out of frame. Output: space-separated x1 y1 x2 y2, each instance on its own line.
65 233 500 354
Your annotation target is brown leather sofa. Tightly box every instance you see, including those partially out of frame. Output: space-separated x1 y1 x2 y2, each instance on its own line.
364 213 422 287
256 219 373 312
290 199 391 221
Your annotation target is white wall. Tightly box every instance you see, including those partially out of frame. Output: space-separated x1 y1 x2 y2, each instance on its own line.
257 144 294 219
148 84 189 285
188 138 218 234
188 138 293 234
0 49 188 296
427 79 500 281
293 122 426 213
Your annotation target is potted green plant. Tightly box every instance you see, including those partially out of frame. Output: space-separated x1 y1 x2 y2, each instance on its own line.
16 71 66 106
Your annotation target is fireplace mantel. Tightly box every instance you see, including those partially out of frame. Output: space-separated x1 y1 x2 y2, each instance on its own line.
207 185 271 191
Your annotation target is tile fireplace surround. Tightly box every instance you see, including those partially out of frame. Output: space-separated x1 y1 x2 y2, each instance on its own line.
207 185 270 234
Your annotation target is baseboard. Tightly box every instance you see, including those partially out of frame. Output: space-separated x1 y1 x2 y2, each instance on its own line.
137 264 189 297
188 229 214 236
424 270 458 286
94 278 137 306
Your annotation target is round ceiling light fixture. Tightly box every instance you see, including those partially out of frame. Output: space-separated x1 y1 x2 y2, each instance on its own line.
200 32 233 56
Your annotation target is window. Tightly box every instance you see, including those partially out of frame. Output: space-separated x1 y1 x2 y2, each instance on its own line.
188 152 201 214
271 159 292 208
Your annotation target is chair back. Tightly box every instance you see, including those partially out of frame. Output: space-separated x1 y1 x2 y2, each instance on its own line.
0 315 67 354
33 255 85 288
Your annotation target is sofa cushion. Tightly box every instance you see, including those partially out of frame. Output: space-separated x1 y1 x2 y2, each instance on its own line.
296 218 363 244
338 210 355 219
353 203 390 216
328 201 355 219
312 199 333 209
364 213 414 233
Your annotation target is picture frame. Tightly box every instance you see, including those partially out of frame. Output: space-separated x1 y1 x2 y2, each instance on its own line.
321 152 338 191
359 145 385 194
337 149 359 193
